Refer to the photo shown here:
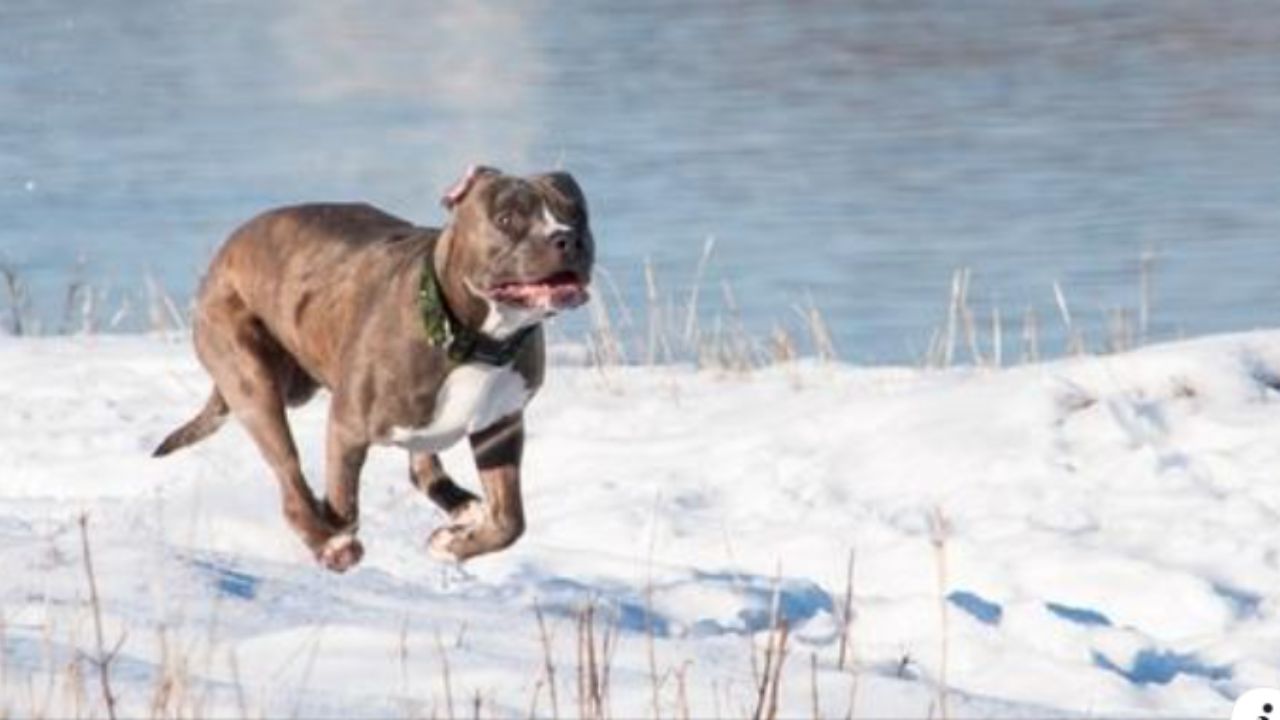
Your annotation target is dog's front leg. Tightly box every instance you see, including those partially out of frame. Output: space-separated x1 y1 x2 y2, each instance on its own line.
318 415 368 572
409 452 482 522
427 413 525 562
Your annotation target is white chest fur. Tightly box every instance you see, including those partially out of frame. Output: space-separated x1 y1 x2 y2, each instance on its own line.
388 363 530 452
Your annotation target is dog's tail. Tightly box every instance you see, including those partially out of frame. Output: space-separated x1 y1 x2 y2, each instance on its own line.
152 390 230 457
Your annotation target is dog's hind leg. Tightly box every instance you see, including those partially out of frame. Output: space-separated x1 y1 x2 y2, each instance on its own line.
409 451 481 521
194 293 352 570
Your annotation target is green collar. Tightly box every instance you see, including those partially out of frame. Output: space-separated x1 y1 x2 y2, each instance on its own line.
419 250 534 366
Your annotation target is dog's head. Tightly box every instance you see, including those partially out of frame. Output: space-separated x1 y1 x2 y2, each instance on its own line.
441 165 593 319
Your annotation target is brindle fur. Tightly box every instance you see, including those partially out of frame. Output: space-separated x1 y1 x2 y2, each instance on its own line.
154 168 593 571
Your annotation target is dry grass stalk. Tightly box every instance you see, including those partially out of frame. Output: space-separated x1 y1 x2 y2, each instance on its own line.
527 678 544 720
936 267 983 367
587 268 629 368
1021 306 1039 364
38 618 56 718
793 293 839 362
534 603 560 720
750 624 776 720
836 549 856 671
928 508 951 720
1107 308 1133 353
1 610 7 715
762 621 790 720
957 271 983 366
63 281 87 335
1139 247 1156 342
574 601 615 720
435 629 457 720
943 269 962 367
673 661 691 720
843 663 860 720
145 273 187 334
990 306 1002 368
751 570 790 720
59 254 96 335
643 258 664 366
720 279 758 371
587 293 623 368
923 327 943 369
644 494 663 720
108 292 133 331
809 652 819 720
1052 281 1084 356
601 614 618 720
64 644 88 719
646 600 661 720
0 261 30 336
681 236 717 347
576 615 586 720
227 648 249 720
769 326 796 364
288 626 327 720
149 624 174 718
77 514 122 720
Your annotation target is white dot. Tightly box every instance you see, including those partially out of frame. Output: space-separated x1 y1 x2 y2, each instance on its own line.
23 180 36 192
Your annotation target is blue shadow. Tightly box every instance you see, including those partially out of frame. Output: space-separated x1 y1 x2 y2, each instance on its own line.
947 590 1003 626
1092 649 1231 686
1045 601 1112 627
190 558 260 600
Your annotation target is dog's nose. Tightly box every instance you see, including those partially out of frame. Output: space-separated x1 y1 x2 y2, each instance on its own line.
549 230 583 256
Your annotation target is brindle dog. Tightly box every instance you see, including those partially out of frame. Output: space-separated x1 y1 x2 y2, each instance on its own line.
154 166 593 572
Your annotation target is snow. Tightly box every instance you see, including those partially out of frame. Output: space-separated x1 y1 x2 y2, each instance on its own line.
3 331 1280 717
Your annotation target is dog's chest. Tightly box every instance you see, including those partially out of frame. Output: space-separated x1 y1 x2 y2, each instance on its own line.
388 364 530 452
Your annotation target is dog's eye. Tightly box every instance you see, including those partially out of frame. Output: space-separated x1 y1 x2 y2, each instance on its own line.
494 211 529 239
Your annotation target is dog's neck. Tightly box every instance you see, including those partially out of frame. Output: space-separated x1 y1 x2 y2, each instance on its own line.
431 227 545 343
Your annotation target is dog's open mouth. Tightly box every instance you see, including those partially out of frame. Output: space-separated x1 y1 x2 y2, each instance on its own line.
488 271 589 311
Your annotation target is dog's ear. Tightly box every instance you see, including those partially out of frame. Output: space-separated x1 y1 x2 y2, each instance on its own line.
533 171 588 217
441 165 501 210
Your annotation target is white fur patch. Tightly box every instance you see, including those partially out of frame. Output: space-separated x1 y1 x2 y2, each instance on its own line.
427 525 466 562
480 296 547 339
542 204 571 234
388 364 529 453
464 278 548 340
323 532 358 556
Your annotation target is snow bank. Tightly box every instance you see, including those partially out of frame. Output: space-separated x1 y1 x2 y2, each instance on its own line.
3 331 1280 717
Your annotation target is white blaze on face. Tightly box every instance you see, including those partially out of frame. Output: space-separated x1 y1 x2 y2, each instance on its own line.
1232 688 1280 720
387 364 529 453
541 204 571 235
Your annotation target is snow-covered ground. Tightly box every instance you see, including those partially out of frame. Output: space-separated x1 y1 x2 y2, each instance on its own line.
3 331 1280 717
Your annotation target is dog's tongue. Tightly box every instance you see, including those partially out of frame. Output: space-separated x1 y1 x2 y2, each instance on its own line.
491 276 589 310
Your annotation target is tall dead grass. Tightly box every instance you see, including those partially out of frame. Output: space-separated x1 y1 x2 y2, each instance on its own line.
2 246 1162 373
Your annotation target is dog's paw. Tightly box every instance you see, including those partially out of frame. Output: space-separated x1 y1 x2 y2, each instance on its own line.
319 532 364 573
427 524 472 563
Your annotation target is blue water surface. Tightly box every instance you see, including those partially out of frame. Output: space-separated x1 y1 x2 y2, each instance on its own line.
3 1 1278 361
